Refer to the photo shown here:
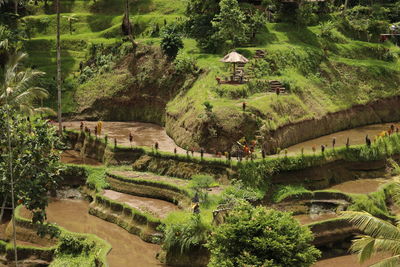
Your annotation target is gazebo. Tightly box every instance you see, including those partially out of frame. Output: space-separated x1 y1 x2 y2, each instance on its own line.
220 51 249 82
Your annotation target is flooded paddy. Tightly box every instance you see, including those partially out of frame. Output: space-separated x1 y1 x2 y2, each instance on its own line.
103 190 179 219
63 121 186 154
286 122 399 155
327 178 391 194
20 199 166 267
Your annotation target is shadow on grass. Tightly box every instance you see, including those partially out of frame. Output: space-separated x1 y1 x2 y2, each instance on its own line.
274 23 321 48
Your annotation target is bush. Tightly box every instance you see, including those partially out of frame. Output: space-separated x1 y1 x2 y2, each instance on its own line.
206 201 321 267
174 53 199 75
162 214 210 254
160 25 184 60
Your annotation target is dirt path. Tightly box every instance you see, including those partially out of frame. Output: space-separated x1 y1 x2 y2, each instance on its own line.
103 190 179 219
109 170 224 195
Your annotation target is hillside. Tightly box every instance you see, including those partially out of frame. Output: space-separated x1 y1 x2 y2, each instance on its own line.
13 0 400 153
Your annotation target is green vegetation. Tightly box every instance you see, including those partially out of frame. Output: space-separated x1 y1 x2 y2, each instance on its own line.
206 201 321 267
13 205 111 267
342 210 400 267
0 109 63 224
272 185 311 203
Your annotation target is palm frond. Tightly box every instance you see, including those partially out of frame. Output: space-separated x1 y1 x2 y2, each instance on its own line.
370 255 400 267
351 236 400 260
341 211 400 240
350 236 375 263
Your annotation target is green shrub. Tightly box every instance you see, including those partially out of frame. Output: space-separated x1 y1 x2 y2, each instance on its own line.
162 214 210 254
206 201 321 267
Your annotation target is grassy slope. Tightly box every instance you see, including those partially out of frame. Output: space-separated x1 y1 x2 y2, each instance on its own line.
23 0 400 145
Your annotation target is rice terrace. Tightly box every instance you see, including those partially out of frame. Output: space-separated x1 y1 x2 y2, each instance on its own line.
2 0 400 266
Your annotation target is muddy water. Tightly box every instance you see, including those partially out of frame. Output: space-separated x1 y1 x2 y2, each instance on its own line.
21 199 166 267
63 121 187 154
61 150 102 166
103 190 179 219
327 178 391 194
285 122 400 155
313 253 390 267
62 121 216 157
294 213 337 225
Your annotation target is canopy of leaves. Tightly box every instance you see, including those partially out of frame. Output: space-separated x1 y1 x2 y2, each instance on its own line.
212 0 249 49
206 201 321 267
0 108 63 223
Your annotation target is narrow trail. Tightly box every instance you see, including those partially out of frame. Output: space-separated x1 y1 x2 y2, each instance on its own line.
103 190 179 219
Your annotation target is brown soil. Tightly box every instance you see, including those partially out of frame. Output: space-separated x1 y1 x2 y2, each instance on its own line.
294 213 338 225
20 199 167 267
103 190 179 219
313 253 391 267
327 178 391 194
61 150 102 166
0 221 8 241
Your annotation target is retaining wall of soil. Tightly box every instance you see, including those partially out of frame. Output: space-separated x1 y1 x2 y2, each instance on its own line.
65 130 236 181
88 194 162 244
263 95 400 154
270 158 388 190
64 130 399 190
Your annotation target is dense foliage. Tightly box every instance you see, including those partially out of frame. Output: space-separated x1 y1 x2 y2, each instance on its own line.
0 108 63 223
206 201 321 267
160 25 184 60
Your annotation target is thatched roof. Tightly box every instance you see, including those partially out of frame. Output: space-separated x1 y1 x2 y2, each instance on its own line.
220 51 249 63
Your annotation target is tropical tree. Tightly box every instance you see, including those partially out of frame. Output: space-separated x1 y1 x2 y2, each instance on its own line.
0 53 52 115
212 0 248 49
185 0 220 52
206 201 321 267
56 0 62 134
63 14 78 35
342 211 400 266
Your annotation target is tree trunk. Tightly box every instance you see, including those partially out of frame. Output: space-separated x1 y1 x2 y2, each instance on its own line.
0 195 8 223
56 0 62 135
14 0 18 15
5 105 18 266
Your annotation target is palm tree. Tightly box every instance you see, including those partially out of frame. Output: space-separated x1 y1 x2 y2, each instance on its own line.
62 14 78 35
0 53 52 115
56 0 62 135
342 211 400 266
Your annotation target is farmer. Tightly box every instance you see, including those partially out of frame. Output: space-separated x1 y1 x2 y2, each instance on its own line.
129 132 133 148
366 135 371 147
